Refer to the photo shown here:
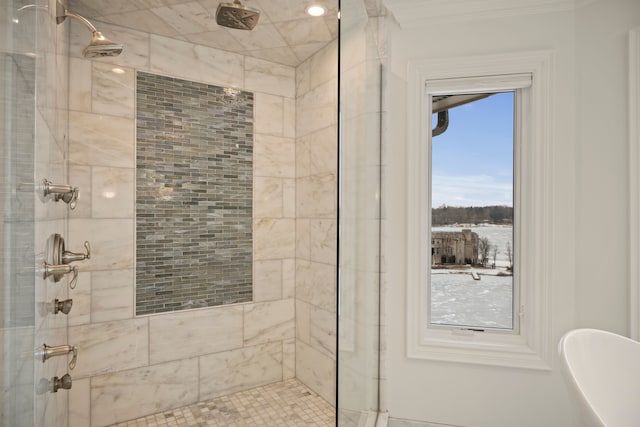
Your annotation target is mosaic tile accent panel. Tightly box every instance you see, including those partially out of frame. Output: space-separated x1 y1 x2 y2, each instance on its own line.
136 72 253 315
108 378 335 427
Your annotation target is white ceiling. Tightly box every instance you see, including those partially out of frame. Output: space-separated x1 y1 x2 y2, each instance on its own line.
68 0 339 66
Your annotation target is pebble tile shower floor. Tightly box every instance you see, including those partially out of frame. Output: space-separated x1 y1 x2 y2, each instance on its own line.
108 379 335 426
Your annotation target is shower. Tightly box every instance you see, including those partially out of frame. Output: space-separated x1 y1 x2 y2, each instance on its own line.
216 0 260 30
55 0 123 58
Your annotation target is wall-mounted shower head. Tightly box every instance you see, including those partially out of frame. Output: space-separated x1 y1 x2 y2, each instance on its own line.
56 0 123 58
216 0 260 30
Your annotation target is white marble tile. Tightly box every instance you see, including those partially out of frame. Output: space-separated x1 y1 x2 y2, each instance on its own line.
283 97 296 138
282 258 296 298
296 218 311 259
150 35 244 88
101 10 179 37
245 57 295 98
254 218 295 260
296 300 311 344
183 29 245 52
255 93 283 136
254 134 295 178
296 340 336 405
283 339 296 380
310 219 337 265
68 58 91 113
296 58 311 97
149 305 243 364
310 40 338 89
68 218 134 271
92 62 135 118
91 166 134 218
254 176 283 218
296 79 338 138
91 358 199 426
295 260 336 312
309 125 338 175
243 45 300 67
68 271 91 326
69 318 149 378
296 173 337 218
275 18 333 47
310 306 336 358
91 269 134 322
243 299 294 346
231 23 288 51
68 111 134 168
68 164 92 218
296 133 311 178
150 2 218 35
254 260 282 302
283 178 296 218
199 342 282 400
292 42 330 64
68 377 90 427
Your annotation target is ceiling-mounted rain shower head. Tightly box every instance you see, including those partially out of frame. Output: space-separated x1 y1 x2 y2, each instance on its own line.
56 0 123 58
216 0 260 30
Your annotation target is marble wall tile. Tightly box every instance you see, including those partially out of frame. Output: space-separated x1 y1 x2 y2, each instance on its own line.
199 342 282 400
92 62 135 118
310 219 337 265
254 134 295 178
254 177 283 218
291 42 329 64
149 305 243 364
70 21 151 70
283 98 296 138
274 18 333 47
296 59 311 97
296 300 311 343
310 40 338 89
283 178 296 218
68 164 92 218
68 318 149 378
296 260 336 312
296 173 337 218
68 218 134 271
296 340 336 405
150 35 244 88
243 299 295 346
101 10 179 38
254 218 295 260
91 166 134 218
150 2 219 35
68 58 91 113
296 79 338 138
310 306 337 359
309 126 339 176
68 111 134 168
68 271 91 326
91 269 134 323
283 339 296 380
296 219 311 259
255 93 284 136
91 358 199 426
282 258 296 298
254 260 283 302
68 377 90 427
229 23 288 52
245 57 295 98
296 134 312 178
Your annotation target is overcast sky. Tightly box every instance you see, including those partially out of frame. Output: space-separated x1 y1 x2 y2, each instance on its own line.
432 91 514 208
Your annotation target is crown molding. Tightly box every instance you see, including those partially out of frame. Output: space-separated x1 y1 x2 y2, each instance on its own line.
383 0 595 28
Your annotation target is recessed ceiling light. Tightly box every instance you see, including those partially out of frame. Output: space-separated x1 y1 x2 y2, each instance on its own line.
306 5 326 17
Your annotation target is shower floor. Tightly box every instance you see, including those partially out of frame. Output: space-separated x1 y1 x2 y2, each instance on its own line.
108 378 335 427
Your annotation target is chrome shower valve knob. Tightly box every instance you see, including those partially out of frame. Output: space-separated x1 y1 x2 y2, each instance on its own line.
42 178 79 209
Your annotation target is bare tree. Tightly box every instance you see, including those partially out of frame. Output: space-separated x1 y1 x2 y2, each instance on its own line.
505 241 513 268
491 245 498 267
478 237 491 267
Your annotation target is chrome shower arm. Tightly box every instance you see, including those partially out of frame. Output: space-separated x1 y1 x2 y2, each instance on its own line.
55 1 97 33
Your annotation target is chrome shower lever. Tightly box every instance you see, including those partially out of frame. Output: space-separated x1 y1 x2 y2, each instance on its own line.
43 263 79 289
37 343 78 370
62 241 90 264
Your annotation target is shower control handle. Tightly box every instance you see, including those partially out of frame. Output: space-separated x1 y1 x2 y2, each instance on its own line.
53 298 73 315
37 344 78 370
42 179 79 209
43 263 79 289
51 373 72 392
62 241 90 264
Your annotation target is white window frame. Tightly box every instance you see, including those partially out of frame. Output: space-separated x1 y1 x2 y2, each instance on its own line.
406 51 554 370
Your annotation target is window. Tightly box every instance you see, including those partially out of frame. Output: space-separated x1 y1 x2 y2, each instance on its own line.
406 52 554 370
429 92 516 333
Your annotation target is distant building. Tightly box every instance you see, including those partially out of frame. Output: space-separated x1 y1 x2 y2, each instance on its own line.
432 229 479 265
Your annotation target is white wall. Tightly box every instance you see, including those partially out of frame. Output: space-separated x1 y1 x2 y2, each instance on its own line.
380 0 640 424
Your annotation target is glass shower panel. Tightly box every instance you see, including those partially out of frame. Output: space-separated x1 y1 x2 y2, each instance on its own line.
338 0 383 424
1 0 37 425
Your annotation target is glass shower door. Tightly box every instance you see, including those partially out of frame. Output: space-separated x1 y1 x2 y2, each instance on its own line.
338 0 383 424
